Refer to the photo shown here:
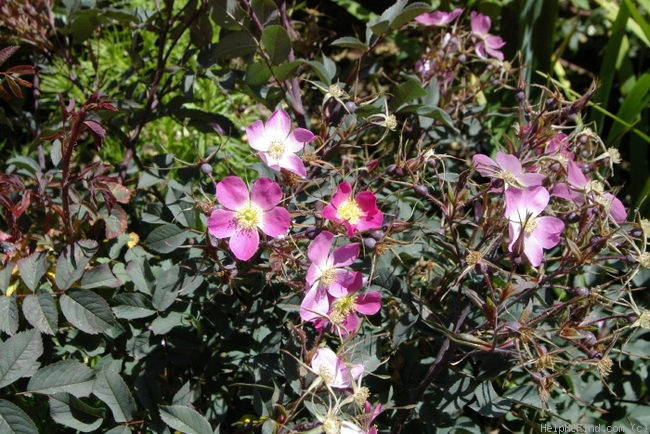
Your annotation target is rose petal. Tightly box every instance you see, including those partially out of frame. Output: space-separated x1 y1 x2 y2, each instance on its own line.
246 120 268 151
207 209 238 239
308 231 335 265
229 228 260 261
354 291 382 315
216 176 249 210
265 109 291 138
259 207 290 237
251 177 283 210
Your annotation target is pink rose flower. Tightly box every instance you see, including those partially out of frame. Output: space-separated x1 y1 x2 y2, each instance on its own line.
207 176 290 261
473 152 545 188
322 182 383 237
310 347 363 389
246 109 316 177
470 11 506 60
505 186 565 267
316 286 382 335
415 8 463 26
300 231 363 322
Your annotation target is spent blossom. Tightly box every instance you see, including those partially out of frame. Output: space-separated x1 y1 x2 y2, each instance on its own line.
323 182 383 237
246 109 316 177
552 159 627 223
470 11 506 60
473 152 545 188
207 176 290 261
414 8 463 26
505 186 565 267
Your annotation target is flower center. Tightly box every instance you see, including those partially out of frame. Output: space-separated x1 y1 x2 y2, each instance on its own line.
331 295 357 324
268 140 285 160
322 416 341 434
320 267 336 286
319 366 334 383
236 203 261 229
337 198 363 224
524 217 537 233
587 180 604 193
501 170 517 187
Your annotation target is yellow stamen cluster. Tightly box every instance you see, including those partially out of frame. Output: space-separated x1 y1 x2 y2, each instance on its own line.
127 232 140 249
322 416 341 434
320 268 337 286
607 147 621 164
268 139 285 160
637 252 650 268
331 295 357 324
501 170 518 187
236 203 261 229
337 199 363 224
637 310 650 329
319 366 334 384
524 217 538 233
465 250 483 266
597 356 613 378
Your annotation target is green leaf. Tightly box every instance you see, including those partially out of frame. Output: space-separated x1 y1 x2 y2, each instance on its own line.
262 25 291 65
0 263 14 294
80 264 123 289
606 72 650 145
152 264 181 311
330 36 367 50
0 399 38 434
394 74 428 108
17 250 48 291
126 257 155 295
27 360 94 397
112 293 156 319
22 290 58 335
272 61 303 82
0 329 43 388
145 224 187 254
93 369 136 423
307 56 336 84
159 405 214 434
104 426 132 434
212 31 257 60
245 61 272 86
368 2 431 35
98 205 129 240
0 295 19 335
55 240 99 290
49 393 105 432
60 288 117 335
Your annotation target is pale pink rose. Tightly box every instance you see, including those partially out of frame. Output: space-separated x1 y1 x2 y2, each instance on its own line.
310 347 363 389
470 11 506 60
505 186 564 266
473 152 545 188
246 109 316 177
414 8 463 26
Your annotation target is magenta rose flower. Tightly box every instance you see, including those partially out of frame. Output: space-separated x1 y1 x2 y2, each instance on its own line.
207 176 290 261
322 182 383 237
246 109 316 177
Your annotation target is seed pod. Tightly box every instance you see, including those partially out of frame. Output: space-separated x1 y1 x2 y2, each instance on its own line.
630 227 643 238
368 229 385 240
363 237 377 250
200 162 213 176
414 184 429 198
572 286 590 298
581 331 597 347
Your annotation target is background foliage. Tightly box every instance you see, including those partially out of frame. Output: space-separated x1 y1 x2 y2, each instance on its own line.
0 1 649 433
